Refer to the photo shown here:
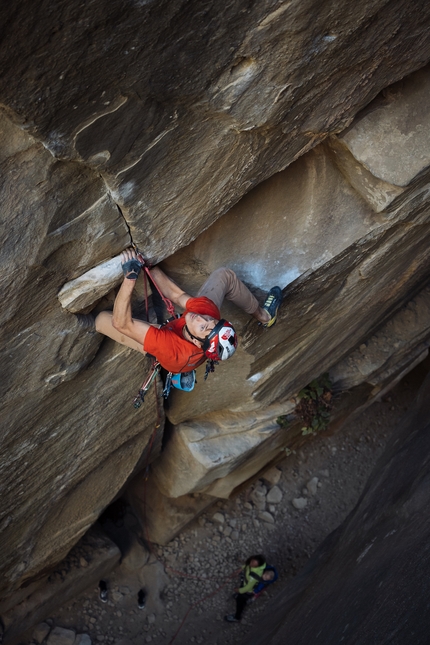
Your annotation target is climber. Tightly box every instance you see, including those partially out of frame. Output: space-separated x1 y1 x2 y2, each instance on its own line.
224 555 278 622
80 248 282 375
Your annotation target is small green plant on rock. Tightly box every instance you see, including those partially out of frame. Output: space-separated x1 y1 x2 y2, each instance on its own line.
295 373 333 436
276 415 290 428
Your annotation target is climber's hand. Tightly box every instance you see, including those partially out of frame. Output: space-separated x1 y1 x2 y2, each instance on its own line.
121 248 142 280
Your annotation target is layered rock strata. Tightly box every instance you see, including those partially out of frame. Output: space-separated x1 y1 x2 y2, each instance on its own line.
2 0 430 261
2 0 430 612
137 65 430 543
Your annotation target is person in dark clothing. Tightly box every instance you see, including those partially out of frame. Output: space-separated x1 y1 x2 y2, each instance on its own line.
224 555 278 622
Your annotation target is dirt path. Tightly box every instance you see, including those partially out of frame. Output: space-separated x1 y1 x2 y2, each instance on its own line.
45 372 421 645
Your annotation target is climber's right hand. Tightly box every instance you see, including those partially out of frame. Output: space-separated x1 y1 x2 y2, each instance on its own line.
121 248 142 280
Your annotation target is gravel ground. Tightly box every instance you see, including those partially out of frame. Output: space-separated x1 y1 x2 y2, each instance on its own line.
41 372 421 645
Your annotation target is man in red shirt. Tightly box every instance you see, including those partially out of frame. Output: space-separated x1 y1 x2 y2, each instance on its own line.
92 248 282 374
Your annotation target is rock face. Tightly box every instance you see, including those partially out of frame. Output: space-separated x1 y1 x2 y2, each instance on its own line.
140 65 430 542
1 0 430 613
244 373 430 645
1 1 430 262
0 527 120 645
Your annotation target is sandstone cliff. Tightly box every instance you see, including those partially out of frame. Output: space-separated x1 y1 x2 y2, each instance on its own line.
1 1 430 636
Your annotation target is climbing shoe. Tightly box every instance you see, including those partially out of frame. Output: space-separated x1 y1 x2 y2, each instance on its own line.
137 589 146 609
98 580 108 603
75 313 96 332
224 614 239 623
261 286 283 328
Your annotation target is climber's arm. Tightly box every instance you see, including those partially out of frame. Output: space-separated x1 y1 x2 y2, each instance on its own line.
111 277 152 345
149 266 191 310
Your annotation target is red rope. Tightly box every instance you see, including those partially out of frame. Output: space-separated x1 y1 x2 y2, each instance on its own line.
143 269 149 322
143 265 176 318
135 250 176 318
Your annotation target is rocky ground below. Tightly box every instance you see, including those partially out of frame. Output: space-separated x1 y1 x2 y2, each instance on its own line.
28 369 424 645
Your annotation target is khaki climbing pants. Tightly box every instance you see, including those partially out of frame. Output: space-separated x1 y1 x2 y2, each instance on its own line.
197 267 259 315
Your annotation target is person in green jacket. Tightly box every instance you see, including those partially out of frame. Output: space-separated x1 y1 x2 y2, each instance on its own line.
225 554 266 622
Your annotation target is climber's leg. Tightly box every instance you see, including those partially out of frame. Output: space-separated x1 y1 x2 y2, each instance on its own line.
95 311 146 354
197 268 271 324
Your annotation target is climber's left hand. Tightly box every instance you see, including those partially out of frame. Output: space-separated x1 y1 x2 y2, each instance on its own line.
121 248 142 280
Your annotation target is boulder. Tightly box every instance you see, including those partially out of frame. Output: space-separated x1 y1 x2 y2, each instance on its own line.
292 498 308 510
212 513 225 525
74 636 92 645
47 628 76 645
266 486 283 505
250 486 268 512
258 511 275 525
306 478 319 496
32 623 51 644
262 467 282 487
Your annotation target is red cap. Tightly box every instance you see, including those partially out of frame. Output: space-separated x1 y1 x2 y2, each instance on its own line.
184 296 220 320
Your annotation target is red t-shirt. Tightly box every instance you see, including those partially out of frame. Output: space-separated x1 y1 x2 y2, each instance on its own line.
143 296 220 372
143 316 206 373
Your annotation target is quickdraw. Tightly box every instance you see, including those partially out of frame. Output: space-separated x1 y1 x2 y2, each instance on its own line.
204 359 218 380
133 361 161 409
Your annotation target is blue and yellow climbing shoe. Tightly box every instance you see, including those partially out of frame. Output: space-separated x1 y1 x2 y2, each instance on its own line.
261 286 283 328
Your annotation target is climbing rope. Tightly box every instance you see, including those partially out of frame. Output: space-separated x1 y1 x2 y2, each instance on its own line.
134 246 176 318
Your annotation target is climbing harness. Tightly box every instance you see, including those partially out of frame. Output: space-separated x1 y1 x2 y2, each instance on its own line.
130 245 225 405
131 247 198 406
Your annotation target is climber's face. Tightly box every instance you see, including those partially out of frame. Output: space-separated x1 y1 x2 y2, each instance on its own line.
185 312 217 341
